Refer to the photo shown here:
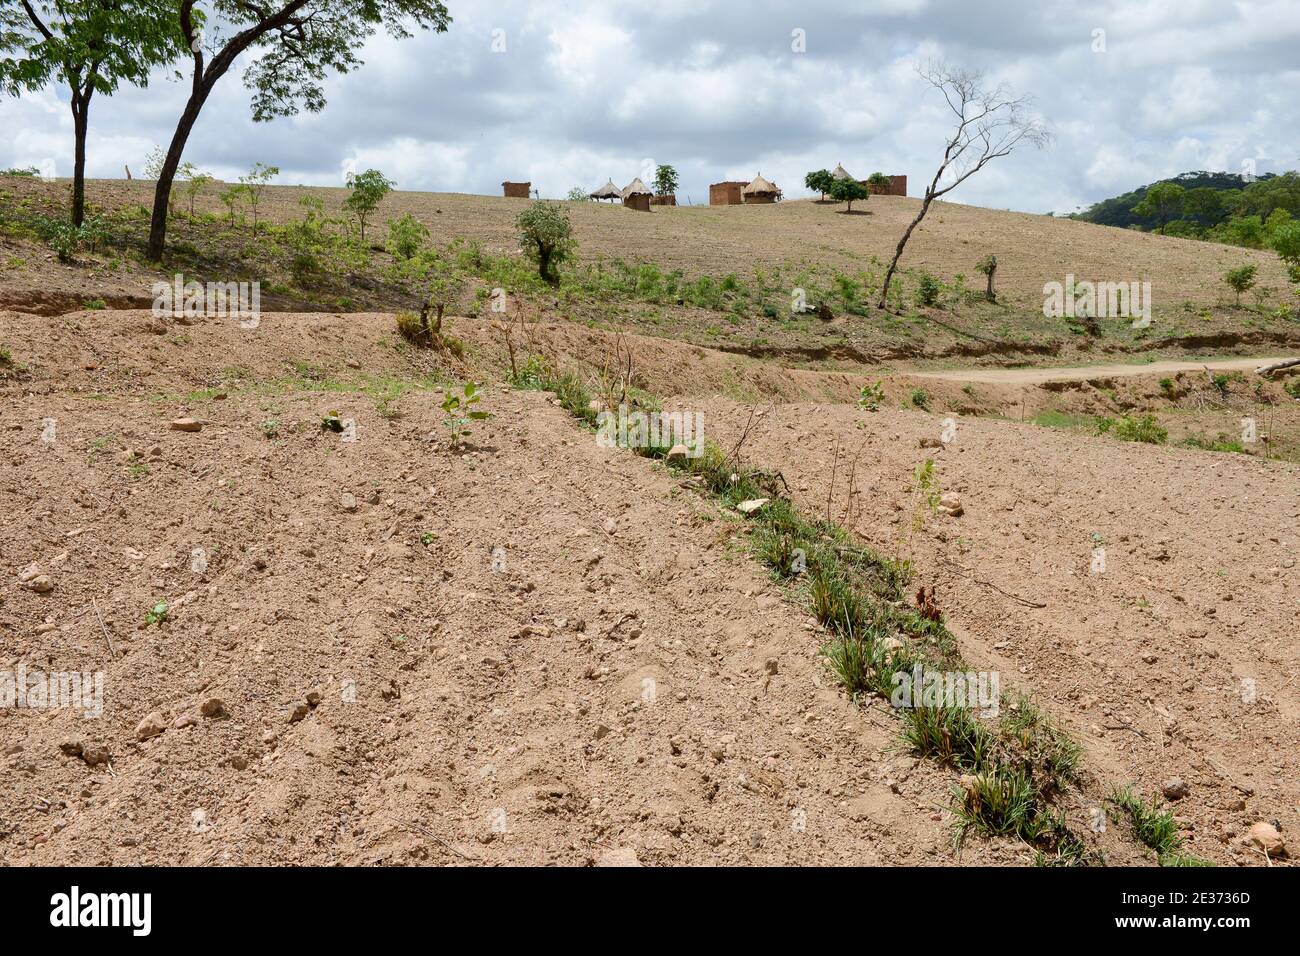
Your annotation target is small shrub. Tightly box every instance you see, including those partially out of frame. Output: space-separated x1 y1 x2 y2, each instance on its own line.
914 271 942 307
858 380 885 411
385 214 429 259
909 388 931 410
1223 264 1258 306
144 601 169 626
516 202 576 285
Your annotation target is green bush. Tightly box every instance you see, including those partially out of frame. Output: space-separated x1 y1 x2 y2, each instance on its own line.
516 202 576 285
914 271 942 307
385 213 429 260
1097 413 1167 444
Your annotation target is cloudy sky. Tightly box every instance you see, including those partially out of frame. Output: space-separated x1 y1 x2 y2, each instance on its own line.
3 0 1298 214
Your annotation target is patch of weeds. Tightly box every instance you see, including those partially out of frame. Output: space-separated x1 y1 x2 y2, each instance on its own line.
1096 413 1167 444
909 387 931 410
537 361 1097 864
262 419 281 438
1182 433 1246 454
901 704 991 770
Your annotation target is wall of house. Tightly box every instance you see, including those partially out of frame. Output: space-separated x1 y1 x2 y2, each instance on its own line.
865 175 908 197
502 181 531 198
623 193 652 212
649 194 677 206
743 193 777 204
709 182 746 205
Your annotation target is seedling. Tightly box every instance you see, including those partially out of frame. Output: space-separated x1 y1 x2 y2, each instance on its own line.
145 601 169 626
321 411 345 433
857 380 885 411
440 381 492 449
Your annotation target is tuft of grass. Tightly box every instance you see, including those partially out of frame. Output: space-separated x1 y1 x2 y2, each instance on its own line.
1108 786 1213 866
909 387 931 410
900 704 991 770
1181 433 1246 454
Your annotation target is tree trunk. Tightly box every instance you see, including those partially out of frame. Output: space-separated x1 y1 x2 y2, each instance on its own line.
878 194 933 309
985 257 997 302
147 92 209 260
70 88 91 227
1256 358 1300 376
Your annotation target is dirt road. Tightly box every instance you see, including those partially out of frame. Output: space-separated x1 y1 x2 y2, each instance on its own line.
910 356 1292 385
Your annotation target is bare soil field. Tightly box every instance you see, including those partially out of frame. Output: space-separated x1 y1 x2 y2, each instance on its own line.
2 308 1164 866
2 306 1294 866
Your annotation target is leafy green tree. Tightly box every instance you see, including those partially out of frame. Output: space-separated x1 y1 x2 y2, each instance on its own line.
0 0 185 226
1221 215 1266 249
565 186 588 201
344 169 395 242
143 0 451 260
976 253 997 301
1236 172 1300 220
516 202 576 285
652 164 679 196
829 177 869 213
1223 264 1258 306
1131 181 1185 233
866 172 891 190
238 162 278 236
1268 220 1300 271
804 169 833 200
1182 186 1226 226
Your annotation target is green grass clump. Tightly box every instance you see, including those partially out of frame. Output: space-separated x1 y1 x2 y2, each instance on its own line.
1097 413 1167 444
1108 786 1214 866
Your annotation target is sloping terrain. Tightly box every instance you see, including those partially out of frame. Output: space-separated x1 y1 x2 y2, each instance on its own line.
4 308 1139 866
698 397 1299 867
3 307 1291 866
4 177 1298 373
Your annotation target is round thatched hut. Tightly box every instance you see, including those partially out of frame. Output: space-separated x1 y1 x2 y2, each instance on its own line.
831 163 856 181
742 173 780 204
621 177 652 212
590 178 621 202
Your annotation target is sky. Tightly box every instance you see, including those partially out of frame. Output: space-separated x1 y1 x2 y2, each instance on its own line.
3 0 1298 214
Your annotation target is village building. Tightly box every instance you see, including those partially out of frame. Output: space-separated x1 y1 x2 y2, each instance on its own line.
589 179 621 202
742 173 781 204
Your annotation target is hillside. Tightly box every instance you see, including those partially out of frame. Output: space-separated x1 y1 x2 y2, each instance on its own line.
2 176 1298 372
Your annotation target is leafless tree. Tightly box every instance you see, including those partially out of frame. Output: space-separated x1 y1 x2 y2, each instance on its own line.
877 62 1051 309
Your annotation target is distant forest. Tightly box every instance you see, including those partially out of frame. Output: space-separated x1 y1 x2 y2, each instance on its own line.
1070 170 1299 239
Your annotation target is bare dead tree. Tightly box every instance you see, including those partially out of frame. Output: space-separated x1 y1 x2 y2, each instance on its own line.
877 62 1051 309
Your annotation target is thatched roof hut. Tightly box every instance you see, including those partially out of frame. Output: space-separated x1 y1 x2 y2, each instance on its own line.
831 163 855 181
590 178 621 201
743 173 780 203
621 177 651 199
